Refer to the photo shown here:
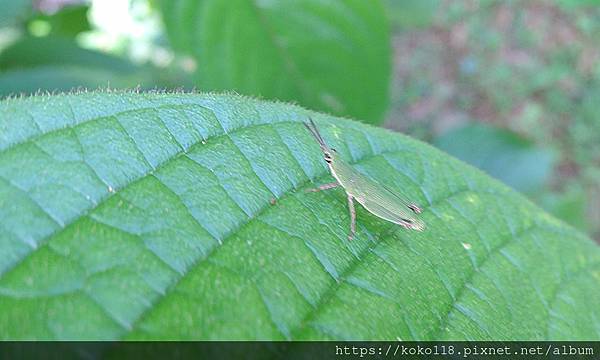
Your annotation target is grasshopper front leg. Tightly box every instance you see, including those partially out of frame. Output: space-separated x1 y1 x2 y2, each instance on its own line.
306 181 339 192
347 194 356 240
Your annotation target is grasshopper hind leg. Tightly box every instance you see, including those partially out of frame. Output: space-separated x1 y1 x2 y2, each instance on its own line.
306 181 339 192
347 194 356 240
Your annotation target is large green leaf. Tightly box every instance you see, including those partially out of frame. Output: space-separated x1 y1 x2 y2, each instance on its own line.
0 37 137 72
159 0 391 125
0 92 599 340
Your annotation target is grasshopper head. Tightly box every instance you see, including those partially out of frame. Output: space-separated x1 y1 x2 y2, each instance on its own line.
322 147 338 164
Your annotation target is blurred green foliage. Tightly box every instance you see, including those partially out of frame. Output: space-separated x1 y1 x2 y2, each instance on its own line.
159 0 391 124
27 5 91 38
434 123 555 194
0 0 31 28
0 34 179 95
0 36 137 71
385 0 440 29
0 4 155 95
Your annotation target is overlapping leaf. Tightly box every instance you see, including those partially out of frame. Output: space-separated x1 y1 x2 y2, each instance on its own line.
0 37 174 97
159 0 390 124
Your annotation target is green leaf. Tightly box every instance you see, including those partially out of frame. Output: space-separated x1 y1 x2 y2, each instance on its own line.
434 123 555 194
27 5 91 38
0 66 154 97
0 92 599 340
158 0 391 125
384 0 440 29
0 37 184 97
0 37 137 72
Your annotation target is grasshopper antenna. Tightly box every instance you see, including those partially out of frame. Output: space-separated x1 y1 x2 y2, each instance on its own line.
303 117 329 149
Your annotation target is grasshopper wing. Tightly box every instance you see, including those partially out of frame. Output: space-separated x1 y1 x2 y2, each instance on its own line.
353 184 425 231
